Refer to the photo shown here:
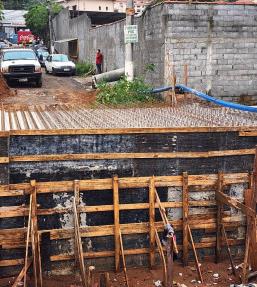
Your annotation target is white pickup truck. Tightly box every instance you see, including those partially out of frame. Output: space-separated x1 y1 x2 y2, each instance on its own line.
0 48 42 87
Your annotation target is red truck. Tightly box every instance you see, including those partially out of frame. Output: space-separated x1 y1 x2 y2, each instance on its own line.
17 30 34 45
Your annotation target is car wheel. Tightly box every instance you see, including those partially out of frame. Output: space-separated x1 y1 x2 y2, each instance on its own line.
52 68 56 76
36 78 42 88
6 79 12 87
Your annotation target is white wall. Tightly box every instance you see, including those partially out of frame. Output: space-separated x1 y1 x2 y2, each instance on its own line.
57 0 115 12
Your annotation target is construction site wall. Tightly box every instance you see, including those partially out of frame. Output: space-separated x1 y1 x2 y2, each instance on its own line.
54 2 257 101
0 128 257 277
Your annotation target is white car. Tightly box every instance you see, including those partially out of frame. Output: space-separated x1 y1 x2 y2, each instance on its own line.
45 54 76 76
0 48 42 87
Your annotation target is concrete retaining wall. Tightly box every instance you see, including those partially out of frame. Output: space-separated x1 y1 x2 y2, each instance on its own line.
1 130 256 276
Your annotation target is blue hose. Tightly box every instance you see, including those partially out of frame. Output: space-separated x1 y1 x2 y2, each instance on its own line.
152 84 257 113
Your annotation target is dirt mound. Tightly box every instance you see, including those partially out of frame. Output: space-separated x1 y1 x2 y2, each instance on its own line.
0 73 15 98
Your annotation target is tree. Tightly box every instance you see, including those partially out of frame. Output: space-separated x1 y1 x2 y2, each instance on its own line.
25 0 61 43
0 1 3 20
2 0 29 9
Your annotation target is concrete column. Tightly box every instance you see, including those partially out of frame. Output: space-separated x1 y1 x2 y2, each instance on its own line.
125 0 134 81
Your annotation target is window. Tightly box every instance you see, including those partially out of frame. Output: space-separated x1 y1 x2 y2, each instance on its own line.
99 6 101 10
3 50 36 61
106 6 108 11
52 54 69 62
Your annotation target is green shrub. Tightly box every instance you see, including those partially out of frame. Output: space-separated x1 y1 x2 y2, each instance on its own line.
96 77 156 105
75 61 94 76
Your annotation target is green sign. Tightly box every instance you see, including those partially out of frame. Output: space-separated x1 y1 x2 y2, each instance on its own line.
124 25 138 44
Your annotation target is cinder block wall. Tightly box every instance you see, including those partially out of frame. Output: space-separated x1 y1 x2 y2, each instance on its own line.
164 3 257 101
53 3 257 101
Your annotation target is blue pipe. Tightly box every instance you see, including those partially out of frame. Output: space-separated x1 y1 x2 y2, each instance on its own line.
152 84 257 113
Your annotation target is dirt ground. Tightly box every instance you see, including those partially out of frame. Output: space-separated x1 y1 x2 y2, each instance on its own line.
1 260 254 287
0 71 97 108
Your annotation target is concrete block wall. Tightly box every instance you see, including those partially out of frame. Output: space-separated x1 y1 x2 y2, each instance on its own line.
164 3 257 101
53 3 257 100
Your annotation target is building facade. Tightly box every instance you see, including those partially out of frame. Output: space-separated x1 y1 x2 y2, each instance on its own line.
114 0 151 13
56 0 115 12
56 0 151 13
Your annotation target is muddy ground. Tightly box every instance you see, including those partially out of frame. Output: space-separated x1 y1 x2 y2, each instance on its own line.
0 72 97 108
1 260 254 287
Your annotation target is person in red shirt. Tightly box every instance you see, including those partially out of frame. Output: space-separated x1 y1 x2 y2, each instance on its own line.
96 49 103 74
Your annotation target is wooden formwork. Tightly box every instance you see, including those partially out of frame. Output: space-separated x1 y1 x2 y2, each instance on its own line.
0 127 257 285
1 171 256 283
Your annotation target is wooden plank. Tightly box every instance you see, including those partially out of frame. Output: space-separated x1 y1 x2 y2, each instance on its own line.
166 236 174 287
9 148 256 162
239 131 257 137
149 176 156 269
155 228 167 287
0 200 219 218
216 191 256 218
221 224 237 276
182 172 189 267
1 238 245 268
73 198 87 287
12 258 32 287
188 225 203 283
119 230 129 287
242 187 257 282
0 172 250 197
251 148 257 270
30 180 43 287
216 172 224 264
9 126 257 136
0 258 24 267
155 189 179 255
0 217 244 248
24 194 32 287
113 175 120 272
0 156 9 163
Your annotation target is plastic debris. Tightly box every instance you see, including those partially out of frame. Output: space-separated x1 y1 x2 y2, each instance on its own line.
154 280 162 287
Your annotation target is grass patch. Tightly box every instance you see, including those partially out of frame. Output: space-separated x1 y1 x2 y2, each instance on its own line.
76 61 94 76
96 77 156 105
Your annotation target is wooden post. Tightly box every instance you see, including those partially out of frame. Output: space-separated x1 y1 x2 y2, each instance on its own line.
74 180 80 209
155 228 167 287
113 175 120 272
166 236 174 287
215 171 224 264
73 197 87 287
221 224 237 276
119 230 129 287
99 273 111 287
13 259 32 287
251 148 257 271
87 266 95 287
30 180 43 287
74 180 80 268
242 188 254 283
24 194 32 287
188 225 204 283
149 176 155 268
182 172 189 266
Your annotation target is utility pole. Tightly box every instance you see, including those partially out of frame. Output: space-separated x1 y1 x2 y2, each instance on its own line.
125 0 134 81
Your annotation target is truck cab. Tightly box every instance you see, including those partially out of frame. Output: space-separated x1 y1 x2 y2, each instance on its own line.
0 48 42 87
